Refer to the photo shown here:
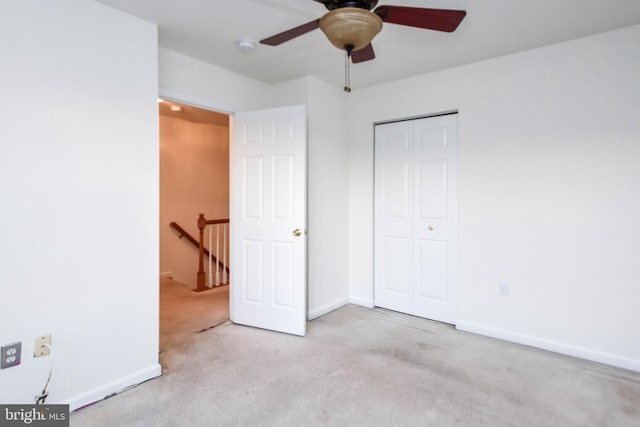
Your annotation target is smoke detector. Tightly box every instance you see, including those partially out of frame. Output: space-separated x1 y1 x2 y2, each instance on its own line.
237 39 256 53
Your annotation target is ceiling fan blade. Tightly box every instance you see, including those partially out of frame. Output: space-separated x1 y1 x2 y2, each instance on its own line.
374 6 466 32
260 19 321 46
351 43 375 63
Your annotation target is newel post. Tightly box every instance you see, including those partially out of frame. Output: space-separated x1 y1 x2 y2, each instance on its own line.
196 213 207 292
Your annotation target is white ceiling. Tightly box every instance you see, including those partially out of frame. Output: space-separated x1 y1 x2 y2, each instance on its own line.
96 0 640 90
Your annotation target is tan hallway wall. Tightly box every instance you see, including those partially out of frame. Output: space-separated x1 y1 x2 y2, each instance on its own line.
159 103 229 286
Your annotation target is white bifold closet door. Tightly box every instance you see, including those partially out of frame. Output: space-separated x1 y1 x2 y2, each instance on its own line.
374 114 458 324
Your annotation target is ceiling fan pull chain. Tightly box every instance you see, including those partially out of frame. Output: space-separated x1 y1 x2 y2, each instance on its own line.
344 44 353 93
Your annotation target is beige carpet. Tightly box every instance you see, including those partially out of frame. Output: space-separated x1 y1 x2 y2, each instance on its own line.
159 278 229 361
72 302 640 426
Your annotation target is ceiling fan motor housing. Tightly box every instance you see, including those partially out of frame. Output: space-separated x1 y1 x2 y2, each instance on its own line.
319 7 383 51
320 0 379 11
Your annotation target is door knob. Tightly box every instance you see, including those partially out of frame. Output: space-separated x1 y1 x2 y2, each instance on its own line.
428 225 434 231
293 228 302 237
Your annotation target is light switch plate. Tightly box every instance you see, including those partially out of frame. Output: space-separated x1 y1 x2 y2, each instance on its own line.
34 334 52 357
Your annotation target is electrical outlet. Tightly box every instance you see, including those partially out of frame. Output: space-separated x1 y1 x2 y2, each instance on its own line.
34 334 52 357
498 281 510 297
1 342 22 369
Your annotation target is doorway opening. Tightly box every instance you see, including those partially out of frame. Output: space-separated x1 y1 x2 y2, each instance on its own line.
158 98 231 356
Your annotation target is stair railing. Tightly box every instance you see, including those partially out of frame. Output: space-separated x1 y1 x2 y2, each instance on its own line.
197 214 230 292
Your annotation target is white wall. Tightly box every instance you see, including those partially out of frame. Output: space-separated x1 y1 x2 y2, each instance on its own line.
347 25 640 371
273 78 351 318
306 78 351 318
159 48 274 113
0 0 160 408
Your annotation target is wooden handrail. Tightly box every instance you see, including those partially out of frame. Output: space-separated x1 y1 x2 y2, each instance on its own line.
205 218 229 225
169 221 229 291
169 221 201 252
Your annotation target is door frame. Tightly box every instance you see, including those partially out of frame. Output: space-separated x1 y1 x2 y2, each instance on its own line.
156 88 236 333
158 89 309 336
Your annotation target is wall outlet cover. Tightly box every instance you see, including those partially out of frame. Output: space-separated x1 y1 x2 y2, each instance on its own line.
1 342 22 369
498 281 511 297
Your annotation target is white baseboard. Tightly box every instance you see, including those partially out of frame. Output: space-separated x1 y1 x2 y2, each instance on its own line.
67 364 162 412
349 297 375 309
456 321 640 373
308 298 349 320
159 271 173 279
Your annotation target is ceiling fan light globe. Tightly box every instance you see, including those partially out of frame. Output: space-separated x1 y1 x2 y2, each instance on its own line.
319 7 383 52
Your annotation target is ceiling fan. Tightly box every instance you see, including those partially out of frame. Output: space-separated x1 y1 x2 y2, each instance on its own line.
260 0 467 65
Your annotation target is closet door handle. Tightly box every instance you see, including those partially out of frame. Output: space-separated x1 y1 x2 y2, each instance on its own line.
428 225 434 231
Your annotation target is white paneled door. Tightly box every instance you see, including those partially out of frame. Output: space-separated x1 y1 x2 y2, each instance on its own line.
374 114 458 324
230 105 307 336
